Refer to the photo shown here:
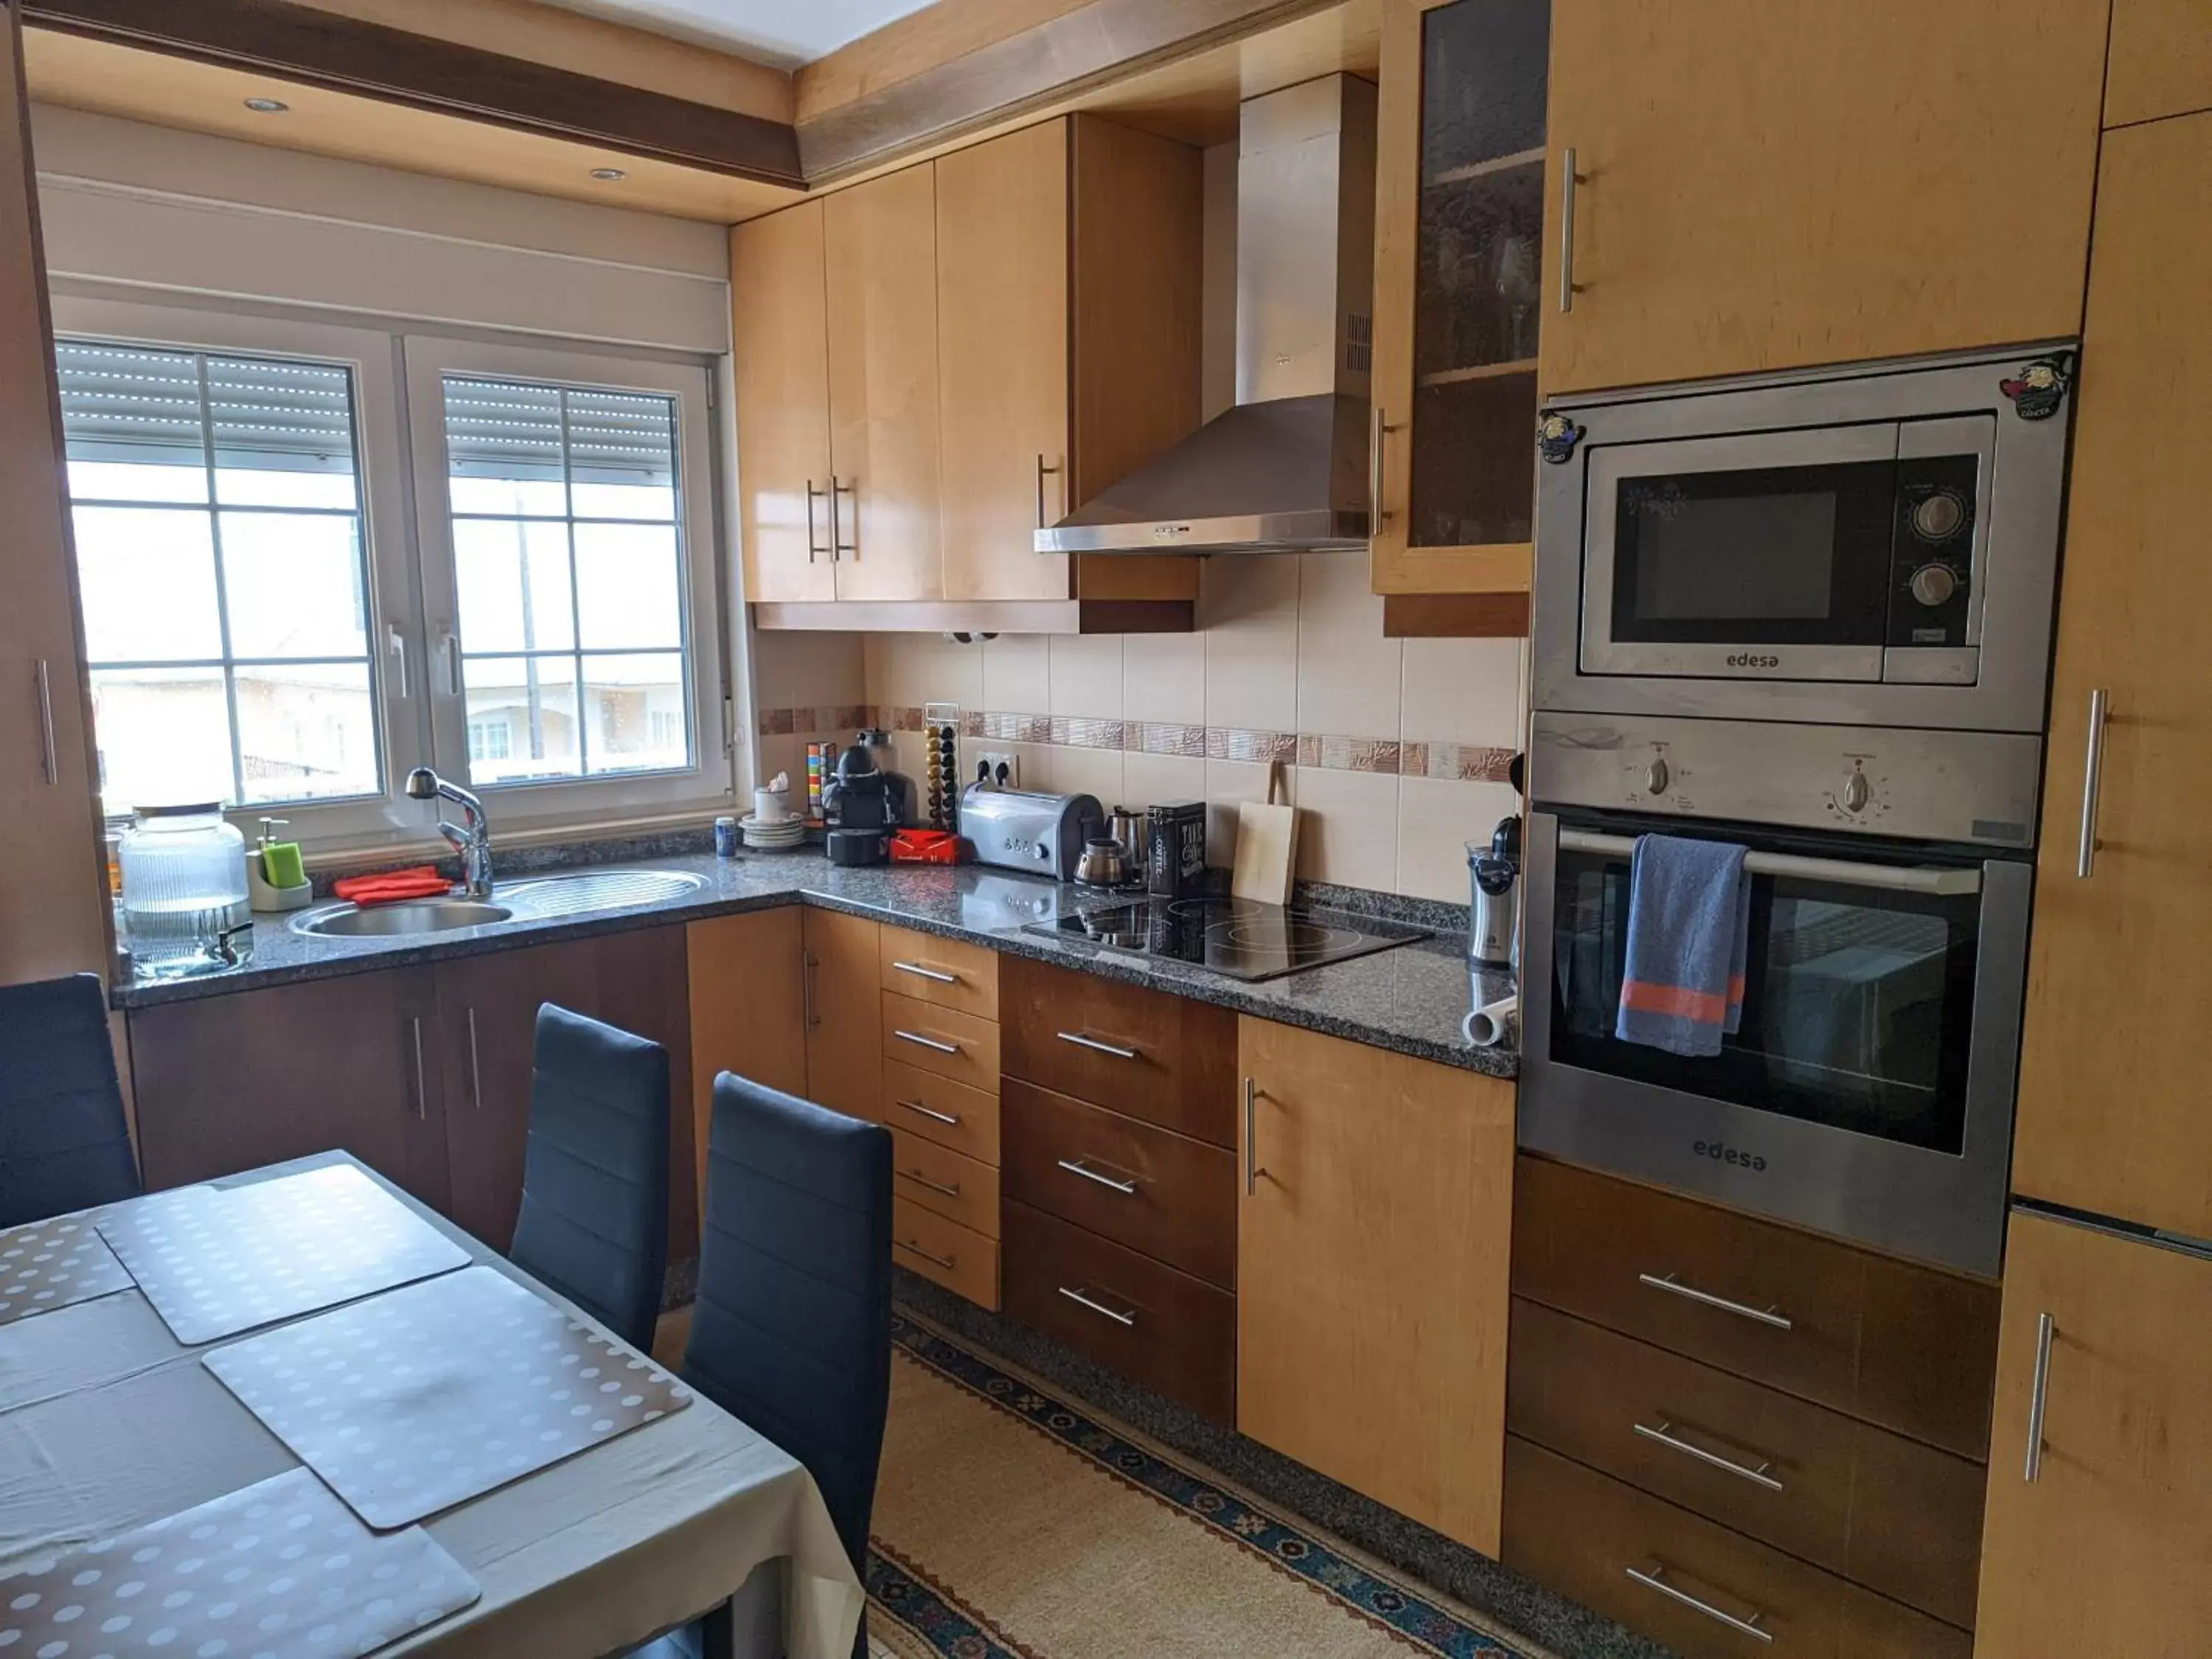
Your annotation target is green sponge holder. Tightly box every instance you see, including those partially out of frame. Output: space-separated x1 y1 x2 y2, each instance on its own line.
249 817 316 914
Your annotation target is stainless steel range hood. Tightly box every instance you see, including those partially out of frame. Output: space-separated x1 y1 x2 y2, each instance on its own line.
1037 74 1377 556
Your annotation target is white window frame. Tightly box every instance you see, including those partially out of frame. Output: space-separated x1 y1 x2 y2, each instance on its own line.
47 294 430 847
401 335 732 835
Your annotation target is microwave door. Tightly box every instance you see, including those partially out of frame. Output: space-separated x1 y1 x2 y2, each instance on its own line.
1580 422 1901 681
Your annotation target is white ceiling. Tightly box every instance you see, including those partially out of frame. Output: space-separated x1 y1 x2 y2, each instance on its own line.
533 0 939 69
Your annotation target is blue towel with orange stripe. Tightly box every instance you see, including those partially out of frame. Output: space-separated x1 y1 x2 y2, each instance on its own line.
1615 834 1751 1057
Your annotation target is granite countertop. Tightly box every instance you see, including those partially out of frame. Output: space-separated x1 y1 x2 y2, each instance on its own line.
114 850 1518 1079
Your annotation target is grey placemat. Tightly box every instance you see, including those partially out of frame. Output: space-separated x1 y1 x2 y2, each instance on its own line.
0 1214 135 1326
204 1265 695 1529
96 1165 469 1346
0 1465 479 1658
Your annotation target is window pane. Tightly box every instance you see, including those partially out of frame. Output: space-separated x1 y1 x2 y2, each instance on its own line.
221 512 369 659
453 518 576 653
236 664 379 803
567 387 677 521
208 356 359 509
462 654 581 784
582 652 688 775
73 507 224 663
55 342 208 504
444 378 567 517
89 667 232 814
574 523 683 650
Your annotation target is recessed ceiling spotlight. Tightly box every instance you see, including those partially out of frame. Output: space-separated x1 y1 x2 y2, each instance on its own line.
590 167 627 181
243 97 290 114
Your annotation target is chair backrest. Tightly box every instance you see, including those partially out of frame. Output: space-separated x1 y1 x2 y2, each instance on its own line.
686 1073 891 1576
508 1004 670 1353
0 974 140 1229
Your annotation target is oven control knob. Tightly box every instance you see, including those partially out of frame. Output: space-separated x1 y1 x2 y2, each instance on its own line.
1909 563 1960 607
1645 757 1670 796
1910 490 1968 542
1840 770 1872 813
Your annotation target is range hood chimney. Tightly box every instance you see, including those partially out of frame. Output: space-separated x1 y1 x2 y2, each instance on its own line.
1037 74 1377 556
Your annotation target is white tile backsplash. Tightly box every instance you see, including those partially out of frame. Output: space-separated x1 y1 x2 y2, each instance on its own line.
1200 555 1300 734
1295 550 1402 742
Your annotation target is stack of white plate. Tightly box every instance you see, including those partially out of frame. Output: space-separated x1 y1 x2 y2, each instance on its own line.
740 815 807 850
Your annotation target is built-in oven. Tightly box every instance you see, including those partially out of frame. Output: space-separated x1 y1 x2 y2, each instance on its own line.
1533 344 2074 734
1520 714 2044 1277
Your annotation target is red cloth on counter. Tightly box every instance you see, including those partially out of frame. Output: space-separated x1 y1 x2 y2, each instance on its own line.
331 866 453 905
889 830 962 865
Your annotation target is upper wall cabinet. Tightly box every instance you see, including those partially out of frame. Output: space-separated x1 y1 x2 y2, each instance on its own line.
2104 0 2212 128
734 116 1204 632
1536 0 2111 397
1371 0 1550 622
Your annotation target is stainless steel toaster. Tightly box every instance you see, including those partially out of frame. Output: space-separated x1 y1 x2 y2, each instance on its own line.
959 785 1105 881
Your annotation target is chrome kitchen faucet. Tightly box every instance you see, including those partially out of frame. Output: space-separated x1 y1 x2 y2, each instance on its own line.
406 768 493 899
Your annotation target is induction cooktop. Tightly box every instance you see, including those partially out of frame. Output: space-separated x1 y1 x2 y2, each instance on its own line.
1023 897 1430 982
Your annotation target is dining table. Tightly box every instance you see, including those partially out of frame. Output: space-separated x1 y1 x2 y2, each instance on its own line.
0 1150 864 1659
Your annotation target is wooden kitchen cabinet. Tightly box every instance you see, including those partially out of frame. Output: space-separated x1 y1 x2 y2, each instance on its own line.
1972 1209 2212 1656
2104 0 2212 128
1536 0 2109 397
730 200 835 605
0 4 107 987
688 908 809 1217
2011 108 2212 1242
801 907 883 1121
1369 0 1548 623
1236 1017 1516 1551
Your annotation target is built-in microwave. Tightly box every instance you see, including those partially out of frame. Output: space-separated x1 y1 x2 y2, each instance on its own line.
1532 345 2076 734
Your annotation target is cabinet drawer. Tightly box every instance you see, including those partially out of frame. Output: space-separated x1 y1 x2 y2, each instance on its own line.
1003 1198 1234 1423
1506 1299 1983 1627
893 1196 998 1310
879 925 999 1020
881 992 1001 1093
1511 1156 2000 1459
880 1060 1001 1166
890 1127 999 1239
1001 956 1236 1146
1001 1079 1235 1288
1502 1439 1971 1659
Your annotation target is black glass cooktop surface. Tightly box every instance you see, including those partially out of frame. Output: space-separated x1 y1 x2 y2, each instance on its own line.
1023 897 1430 982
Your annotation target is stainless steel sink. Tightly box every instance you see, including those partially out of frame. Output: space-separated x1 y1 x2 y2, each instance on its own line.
500 869 706 917
294 898 513 937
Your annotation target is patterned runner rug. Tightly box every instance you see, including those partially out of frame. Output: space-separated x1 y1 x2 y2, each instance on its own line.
866 1311 1551 1659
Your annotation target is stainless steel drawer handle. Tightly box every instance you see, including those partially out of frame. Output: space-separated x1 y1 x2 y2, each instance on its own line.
1632 1420 1785 1492
2024 1310 2056 1482
1057 1285 1137 1328
34 659 58 786
1638 1272 1793 1331
891 960 959 985
1057 1031 1138 1060
1057 1157 1139 1196
898 1167 961 1199
894 1029 961 1056
1626 1563 1772 1644
2076 688 2109 880
896 1098 961 1127
898 1238 956 1270
408 1015 428 1122
1558 146 1585 313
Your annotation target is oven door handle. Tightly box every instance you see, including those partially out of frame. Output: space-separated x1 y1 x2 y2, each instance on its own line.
1556 829 1981 897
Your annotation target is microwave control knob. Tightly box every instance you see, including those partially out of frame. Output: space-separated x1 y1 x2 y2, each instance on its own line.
1908 563 1960 607
1910 490 1969 542
1840 770 1872 813
1644 757 1670 796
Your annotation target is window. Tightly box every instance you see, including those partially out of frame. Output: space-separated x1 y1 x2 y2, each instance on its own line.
55 341 380 818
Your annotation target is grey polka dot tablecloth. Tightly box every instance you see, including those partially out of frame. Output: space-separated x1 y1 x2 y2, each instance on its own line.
0 1465 479 1659
0 1216 136 1328
95 1167 469 1347
204 1265 694 1531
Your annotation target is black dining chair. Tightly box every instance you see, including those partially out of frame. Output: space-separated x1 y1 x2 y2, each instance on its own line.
684 1072 892 1659
508 1004 671 1354
0 973 141 1229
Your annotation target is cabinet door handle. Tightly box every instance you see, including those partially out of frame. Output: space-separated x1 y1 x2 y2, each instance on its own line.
898 1237 956 1270
1557 146 1585 313
898 1166 960 1199
1035 453 1062 529
891 959 958 985
2023 1310 2056 1482
1057 1285 1137 1328
802 951 820 1028
1638 1271 1792 1330
1056 1030 1137 1060
466 1007 482 1110
33 659 57 786
805 479 829 563
408 1015 428 1121
895 1097 960 1127
1369 406 1395 526
894 1029 960 1055
1242 1077 1270 1196
1057 1157 1139 1196
1625 1564 1772 1644
831 476 857 558
1632 1420 1784 1492
2076 688 2109 879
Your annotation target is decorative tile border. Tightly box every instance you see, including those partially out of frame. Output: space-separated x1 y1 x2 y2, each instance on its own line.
753 706 1517 781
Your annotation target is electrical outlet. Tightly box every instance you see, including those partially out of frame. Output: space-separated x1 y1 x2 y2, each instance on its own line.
978 751 1020 789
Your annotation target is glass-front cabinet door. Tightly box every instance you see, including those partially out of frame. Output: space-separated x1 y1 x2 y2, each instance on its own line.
1371 0 1551 613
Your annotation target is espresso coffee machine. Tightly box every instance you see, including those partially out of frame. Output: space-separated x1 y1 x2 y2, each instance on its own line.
822 734 911 866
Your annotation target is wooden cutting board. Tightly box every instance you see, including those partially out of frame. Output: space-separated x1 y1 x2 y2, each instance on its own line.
1231 762 1298 904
